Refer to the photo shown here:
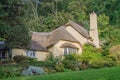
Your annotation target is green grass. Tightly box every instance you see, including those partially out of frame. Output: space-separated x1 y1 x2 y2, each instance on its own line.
1 67 120 80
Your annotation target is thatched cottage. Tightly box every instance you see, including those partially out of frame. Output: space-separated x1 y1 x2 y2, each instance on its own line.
1 12 100 61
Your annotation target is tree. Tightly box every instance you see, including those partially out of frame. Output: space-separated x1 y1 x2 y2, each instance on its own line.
84 0 120 25
0 0 31 48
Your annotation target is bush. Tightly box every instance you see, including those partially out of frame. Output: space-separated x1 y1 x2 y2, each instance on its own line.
1 60 15 64
13 55 26 63
55 63 64 72
0 65 21 79
62 68 71 72
63 61 78 71
43 67 49 73
89 57 116 69
26 57 37 62
89 58 105 69
62 54 83 71
109 44 120 54
13 55 37 63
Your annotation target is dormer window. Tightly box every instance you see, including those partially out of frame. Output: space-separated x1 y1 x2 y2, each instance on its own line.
60 43 79 55
26 50 36 58
64 47 78 55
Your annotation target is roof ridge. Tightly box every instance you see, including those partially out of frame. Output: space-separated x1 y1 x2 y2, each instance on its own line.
51 26 65 33
66 20 87 30
65 20 90 38
32 31 51 35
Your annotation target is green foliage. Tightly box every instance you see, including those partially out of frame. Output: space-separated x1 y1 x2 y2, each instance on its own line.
63 61 79 71
98 14 109 27
79 44 114 68
63 54 82 70
0 0 31 48
0 38 5 41
84 0 120 25
3 67 120 80
5 25 31 48
0 65 21 79
106 53 120 65
13 55 26 63
98 14 110 40
13 55 37 63
109 44 120 54
54 63 64 72
89 58 115 69
1 60 14 64
80 44 103 62
46 53 55 62
0 0 120 49
1 0 120 78
64 54 77 61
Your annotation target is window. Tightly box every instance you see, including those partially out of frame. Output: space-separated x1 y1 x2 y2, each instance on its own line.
26 50 36 58
64 47 78 55
0 50 7 59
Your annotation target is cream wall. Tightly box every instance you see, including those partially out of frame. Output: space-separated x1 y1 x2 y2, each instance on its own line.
12 40 82 61
12 48 26 58
52 40 82 57
35 51 49 61
48 47 54 53
12 48 48 61
66 26 88 44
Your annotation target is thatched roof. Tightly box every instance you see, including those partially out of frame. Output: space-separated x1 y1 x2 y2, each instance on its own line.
31 32 50 51
31 21 89 51
47 26 79 47
65 20 90 38
30 41 48 51
31 26 79 51
60 43 79 49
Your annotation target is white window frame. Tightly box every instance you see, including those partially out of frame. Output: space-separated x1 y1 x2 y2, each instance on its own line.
26 50 36 58
63 47 78 55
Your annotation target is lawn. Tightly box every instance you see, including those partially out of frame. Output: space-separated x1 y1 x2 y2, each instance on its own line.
1 67 120 80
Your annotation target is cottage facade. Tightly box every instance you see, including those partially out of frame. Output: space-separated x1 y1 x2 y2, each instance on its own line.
12 12 100 61
0 12 100 61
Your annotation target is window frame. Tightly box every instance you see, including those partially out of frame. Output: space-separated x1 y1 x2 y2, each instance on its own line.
63 47 78 55
26 50 36 58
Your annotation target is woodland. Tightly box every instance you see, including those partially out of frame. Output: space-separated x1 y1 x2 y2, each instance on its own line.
0 0 120 53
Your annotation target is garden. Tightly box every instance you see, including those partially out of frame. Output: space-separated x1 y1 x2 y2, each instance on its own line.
0 45 120 79
1 66 120 80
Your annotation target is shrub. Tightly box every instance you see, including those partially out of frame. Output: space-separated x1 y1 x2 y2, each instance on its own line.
55 63 64 72
89 57 116 69
64 54 76 61
43 67 49 73
26 57 37 62
79 44 103 68
63 61 78 71
1 60 15 64
13 55 26 63
109 44 120 54
103 60 115 67
13 55 37 63
50 69 57 73
89 58 105 68
46 53 55 62
62 68 71 72
62 54 83 71
0 65 21 79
